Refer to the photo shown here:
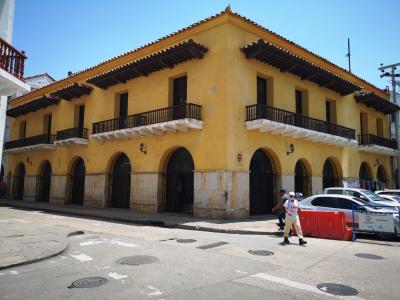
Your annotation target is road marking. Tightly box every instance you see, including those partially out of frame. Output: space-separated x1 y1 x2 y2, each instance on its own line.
107 272 128 280
9 271 19 275
70 253 93 262
251 273 365 300
46 215 65 219
235 270 248 274
197 241 228 250
109 240 137 248
144 286 163 297
80 240 104 246
10 218 30 223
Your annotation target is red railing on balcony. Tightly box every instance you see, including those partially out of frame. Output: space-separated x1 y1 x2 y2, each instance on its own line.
0 37 26 80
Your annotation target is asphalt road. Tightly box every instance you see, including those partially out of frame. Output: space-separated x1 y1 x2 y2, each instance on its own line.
0 207 399 300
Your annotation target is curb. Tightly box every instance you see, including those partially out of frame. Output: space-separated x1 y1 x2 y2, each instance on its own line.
0 202 280 236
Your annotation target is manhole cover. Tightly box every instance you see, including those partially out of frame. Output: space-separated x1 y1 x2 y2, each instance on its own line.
177 239 197 243
68 277 108 289
355 253 384 260
116 255 159 265
317 283 358 296
248 250 274 256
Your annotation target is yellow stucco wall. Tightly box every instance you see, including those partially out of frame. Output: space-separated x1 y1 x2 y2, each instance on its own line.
6 16 392 186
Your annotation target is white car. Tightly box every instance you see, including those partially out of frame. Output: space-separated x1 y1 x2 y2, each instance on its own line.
375 189 400 197
324 187 400 212
300 194 400 235
378 194 400 203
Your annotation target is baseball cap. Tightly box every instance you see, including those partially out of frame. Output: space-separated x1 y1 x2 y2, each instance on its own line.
289 191 295 197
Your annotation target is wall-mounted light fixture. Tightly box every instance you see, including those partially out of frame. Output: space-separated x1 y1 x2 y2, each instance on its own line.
287 143 295 155
26 157 32 164
373 158 380 167
140 143 147 155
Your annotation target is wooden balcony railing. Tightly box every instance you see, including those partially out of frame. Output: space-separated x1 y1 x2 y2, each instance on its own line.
56 127 88 141
358 134 397 149
0 37 26 80
93 103 202 135
246 104 356 140
4 134 56 150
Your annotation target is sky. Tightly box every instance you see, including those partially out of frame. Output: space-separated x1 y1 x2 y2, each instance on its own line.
12 0 400 89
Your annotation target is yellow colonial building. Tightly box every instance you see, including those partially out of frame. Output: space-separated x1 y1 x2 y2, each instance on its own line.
4 8 399 218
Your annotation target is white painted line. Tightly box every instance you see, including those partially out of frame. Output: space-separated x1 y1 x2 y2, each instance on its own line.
107 272 128 280
235 270 248 274
9 271 19 275
0 219 9 223
46 215 65 219
10 219 31 223
251 273 365 300
145 286 163 297
80 240 104 246
70 253 93 262
109 240 137 248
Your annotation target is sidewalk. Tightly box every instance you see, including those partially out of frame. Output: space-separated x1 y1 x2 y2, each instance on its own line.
0 217 75 270
0 199 281 236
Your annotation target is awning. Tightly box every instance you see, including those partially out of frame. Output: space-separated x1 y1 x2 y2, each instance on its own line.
7 95 60 117
241 39 361 96
51 83 92 100
87 39 208 89
354 90 399 114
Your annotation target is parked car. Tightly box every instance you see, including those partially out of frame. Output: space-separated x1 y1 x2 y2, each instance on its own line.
300 194 400 235
375 189 400 197
324 187 400 211
378 194 400 203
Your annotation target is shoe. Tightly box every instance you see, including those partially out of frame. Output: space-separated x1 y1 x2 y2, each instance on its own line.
283 237 290 244
299 239 307 245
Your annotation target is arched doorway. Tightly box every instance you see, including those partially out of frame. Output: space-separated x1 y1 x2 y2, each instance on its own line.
70 158 85 205
165 148 194 214
359 162 372 190
295 160 309 196
14 164 25 200
322 159 339 189
110 153 131 209
249 149 276 215
38 161 52 202
0 164 4 182
376 165 387 190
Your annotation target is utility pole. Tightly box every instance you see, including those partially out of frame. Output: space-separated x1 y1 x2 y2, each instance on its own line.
346 38 351 73
379 63 400 188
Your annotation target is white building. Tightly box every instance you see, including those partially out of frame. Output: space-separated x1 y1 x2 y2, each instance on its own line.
0 0 30 180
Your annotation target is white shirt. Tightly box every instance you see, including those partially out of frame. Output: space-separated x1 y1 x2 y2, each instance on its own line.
284 199 300 220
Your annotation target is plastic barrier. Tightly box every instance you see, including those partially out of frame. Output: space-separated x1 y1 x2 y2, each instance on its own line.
298 210 352 241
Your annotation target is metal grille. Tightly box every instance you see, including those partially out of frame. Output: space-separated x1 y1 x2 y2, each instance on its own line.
68 277 108 289
116 255 159 265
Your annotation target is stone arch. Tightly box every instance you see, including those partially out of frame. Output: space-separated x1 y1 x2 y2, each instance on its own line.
322 157 342 189
37 160 52 202
164 147 195 214
68 157 86 205
376 165 388 190
249 148 279 215
14 163 25 200
294 158 312 196
359 161 373 190
108 152 131 209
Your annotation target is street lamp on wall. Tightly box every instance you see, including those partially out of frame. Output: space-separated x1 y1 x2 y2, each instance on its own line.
373 158 380 167
140 143 147 155
287 143 295 155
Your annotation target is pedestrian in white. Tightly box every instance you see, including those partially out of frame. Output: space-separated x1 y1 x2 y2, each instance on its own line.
283 191 307 245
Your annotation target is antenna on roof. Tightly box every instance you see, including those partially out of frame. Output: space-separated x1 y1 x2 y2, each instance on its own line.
345 38 351 73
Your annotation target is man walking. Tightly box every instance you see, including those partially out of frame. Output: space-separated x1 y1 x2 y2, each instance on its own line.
283 191 307 245
272 188 290 230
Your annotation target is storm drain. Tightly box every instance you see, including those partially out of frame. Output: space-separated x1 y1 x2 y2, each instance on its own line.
317 283 358 296
177 239 197 243
197 242 228 250
355 253 384 260
248 250 274 256
68 277 108 289
116 255 159 266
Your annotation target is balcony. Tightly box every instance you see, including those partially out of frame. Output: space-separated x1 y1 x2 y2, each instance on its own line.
4 134 56 154
0 37 30 95
358 134 398 155
246 104 357 147
55 127 88 147
91 103 203 141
